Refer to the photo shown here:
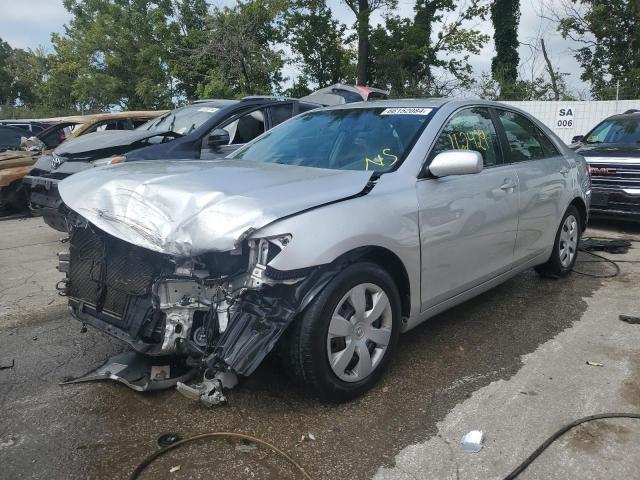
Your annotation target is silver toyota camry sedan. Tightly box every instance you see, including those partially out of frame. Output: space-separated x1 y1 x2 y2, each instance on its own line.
57 99 591 402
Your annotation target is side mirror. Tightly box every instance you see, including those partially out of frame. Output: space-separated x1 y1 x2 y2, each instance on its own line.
429 150 483 178
207 129 230 148
571 135 584 144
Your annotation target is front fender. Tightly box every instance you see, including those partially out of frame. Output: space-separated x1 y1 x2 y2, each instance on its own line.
251 178 422 316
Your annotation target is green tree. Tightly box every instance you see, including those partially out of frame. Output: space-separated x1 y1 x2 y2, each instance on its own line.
370 0 489 96
0 38 12 108
0 40 52 116
558 0 640 99
46 0 210 111
491 0 521 98
194 0 286 97
343 0 397 85
170 0 212 100
285 0 355 88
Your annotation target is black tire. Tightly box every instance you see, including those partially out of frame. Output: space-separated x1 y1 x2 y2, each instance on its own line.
535 205 582 278
8 181 29 212
282 261 401 402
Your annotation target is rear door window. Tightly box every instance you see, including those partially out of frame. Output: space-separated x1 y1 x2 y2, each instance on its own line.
497 110 560 162
269 103 294 127
430 107 501 167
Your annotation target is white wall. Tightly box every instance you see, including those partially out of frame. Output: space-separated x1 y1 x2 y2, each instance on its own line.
500 100 640 144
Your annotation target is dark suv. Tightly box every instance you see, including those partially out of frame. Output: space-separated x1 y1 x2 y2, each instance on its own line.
24 97 320 231
572 110 640 220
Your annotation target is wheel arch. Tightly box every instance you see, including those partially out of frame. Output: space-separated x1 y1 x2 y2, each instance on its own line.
569 197 588 231
334 245 412 320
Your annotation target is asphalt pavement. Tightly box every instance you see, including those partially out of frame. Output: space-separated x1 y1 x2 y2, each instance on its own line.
1 216 639 480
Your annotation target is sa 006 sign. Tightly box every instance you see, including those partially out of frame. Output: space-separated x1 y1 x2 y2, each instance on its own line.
556 107 575 129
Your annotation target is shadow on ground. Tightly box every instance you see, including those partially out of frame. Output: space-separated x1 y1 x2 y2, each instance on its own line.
0 261 604 480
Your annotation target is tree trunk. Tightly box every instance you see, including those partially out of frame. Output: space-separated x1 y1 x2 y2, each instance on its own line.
356 0 370 85
540 39 559 101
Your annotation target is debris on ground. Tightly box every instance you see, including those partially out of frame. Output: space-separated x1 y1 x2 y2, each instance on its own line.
460 430 484 453
169 465 180 473
586 361 604 367
620 314 640 324
176 370 238 407
0 359 14 370
236 439 258 452
295 432 317 447
61 352 196 391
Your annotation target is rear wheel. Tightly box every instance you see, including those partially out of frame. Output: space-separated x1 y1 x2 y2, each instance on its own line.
535 205 581 278
283 262 401 402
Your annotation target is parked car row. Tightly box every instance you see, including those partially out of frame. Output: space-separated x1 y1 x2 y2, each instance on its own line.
51 97 590 402
570 109 640 220
0 111 165 213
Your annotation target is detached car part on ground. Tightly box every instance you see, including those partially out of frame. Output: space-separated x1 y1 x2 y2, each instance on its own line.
56 100 590 402
0 111 163 214
24 98 322 232
571 109 640 220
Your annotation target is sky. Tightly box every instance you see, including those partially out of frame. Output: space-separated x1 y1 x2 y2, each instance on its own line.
0 0 587 95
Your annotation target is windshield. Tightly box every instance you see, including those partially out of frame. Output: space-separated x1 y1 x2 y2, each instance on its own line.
137 105 219 135
586 118 640 144
232 107 434 172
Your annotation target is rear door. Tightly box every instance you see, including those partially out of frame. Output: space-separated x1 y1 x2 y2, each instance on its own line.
417 107 520 310
493 108 571 266
268 102 295 128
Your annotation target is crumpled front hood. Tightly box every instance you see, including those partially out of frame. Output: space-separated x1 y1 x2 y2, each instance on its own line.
58 159 373 256
55 130 165 158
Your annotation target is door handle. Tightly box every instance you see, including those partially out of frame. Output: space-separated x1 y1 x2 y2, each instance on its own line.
560 167 570 176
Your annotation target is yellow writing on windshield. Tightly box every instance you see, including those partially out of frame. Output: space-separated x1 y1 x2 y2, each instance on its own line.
365 148 399 171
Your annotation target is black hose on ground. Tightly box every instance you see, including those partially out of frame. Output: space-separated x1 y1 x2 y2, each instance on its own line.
572 249 621 278
571 236 635 278
503 413 640 479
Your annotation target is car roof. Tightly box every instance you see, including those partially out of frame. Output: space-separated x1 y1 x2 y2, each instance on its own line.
313 98 453 111
310 98 539 112
189 99 239 107
41 111 166 124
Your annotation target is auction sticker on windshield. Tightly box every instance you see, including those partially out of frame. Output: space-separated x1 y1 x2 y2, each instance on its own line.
380 107 432 115
197 107 219 113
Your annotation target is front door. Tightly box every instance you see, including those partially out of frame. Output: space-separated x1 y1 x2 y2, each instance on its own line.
416 107 520 310
201 108 266 159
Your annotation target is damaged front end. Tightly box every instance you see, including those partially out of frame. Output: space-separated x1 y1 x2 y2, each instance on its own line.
59 218 335 401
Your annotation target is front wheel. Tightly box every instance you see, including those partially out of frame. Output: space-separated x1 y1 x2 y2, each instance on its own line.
282 262 401 402
535 205 581 278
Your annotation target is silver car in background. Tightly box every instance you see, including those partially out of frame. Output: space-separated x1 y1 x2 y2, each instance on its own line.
56 100 590 401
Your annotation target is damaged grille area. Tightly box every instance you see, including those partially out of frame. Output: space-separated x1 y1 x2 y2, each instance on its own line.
67 226 170 333
62 222 336 376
